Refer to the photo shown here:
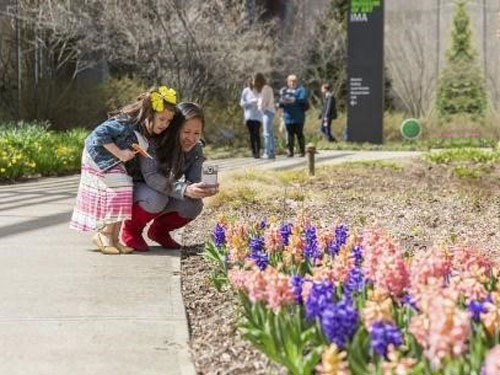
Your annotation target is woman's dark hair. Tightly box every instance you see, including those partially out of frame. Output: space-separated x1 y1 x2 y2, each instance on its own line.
154 108 184 178
156 102 205 179
178 102 205 130
253 73 266 93
109 86 176 138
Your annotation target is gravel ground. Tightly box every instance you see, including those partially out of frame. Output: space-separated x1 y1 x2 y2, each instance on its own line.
180 158 500 375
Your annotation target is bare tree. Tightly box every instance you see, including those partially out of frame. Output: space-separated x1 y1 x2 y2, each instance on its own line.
69 0 275 103
1 0 103 121
301 12 347 103
1 0 276 125
386 19 438 117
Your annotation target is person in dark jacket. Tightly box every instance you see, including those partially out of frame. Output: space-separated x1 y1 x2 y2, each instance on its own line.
278 74 308 157
319 83 337 142
121 102 218 251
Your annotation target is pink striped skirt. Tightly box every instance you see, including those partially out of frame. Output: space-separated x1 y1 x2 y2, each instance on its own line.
70 150 133 232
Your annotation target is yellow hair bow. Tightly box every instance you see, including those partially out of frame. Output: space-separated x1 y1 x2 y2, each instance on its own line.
151 86 177 112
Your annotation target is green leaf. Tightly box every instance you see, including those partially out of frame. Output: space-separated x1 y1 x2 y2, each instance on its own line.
348 327 370 375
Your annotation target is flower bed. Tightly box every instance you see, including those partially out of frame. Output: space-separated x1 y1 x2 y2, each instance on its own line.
204 215 500 375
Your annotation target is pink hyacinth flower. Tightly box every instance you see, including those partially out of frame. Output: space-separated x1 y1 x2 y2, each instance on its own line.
484 345 500 375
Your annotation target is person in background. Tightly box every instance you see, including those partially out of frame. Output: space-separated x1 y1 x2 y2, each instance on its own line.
278 74 308 157
240 76 262 158
70 86 177 255
319 83 337 142
256 73 276 159
121 102 218 251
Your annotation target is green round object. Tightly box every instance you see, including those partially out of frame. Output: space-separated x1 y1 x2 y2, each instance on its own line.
400 118 422 140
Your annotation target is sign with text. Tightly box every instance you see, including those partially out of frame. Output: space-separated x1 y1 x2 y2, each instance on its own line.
347 0 384 144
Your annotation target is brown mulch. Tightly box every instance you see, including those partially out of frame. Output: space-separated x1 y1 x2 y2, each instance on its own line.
180 158 500 375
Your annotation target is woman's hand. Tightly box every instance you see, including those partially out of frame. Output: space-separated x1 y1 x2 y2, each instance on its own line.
184 182 219 199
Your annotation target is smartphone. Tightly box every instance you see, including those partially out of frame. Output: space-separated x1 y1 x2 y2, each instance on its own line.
202 165 218 187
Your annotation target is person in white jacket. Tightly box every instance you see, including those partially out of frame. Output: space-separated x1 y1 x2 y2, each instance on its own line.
255 73 276 159
240 77 263 158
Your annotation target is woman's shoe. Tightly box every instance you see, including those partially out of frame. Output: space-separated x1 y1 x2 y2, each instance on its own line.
121 204 158 251
92 232 120 255
147 212 192 249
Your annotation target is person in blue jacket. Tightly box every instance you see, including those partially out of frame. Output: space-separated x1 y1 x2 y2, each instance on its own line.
278 74 308 157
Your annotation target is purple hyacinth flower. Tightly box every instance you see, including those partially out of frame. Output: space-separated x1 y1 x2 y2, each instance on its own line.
290 275 304 305
305 225 321 260
305 280 335 320
321 299 359 349
214 223 226 248
258 219 268 230
249 235 268 270
468 300 488 322
249 236 265 253
327 240 341 257
335 225 349 245
327 224 349 257
352 245 363 267
370 322 403 357
280 223 293 246
250 251 269 271
344 267 365 297
400 293 418 311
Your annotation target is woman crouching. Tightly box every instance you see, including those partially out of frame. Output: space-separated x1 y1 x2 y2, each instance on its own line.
122 102 218 251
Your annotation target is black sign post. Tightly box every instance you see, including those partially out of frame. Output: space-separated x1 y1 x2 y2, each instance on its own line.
346 0 384 144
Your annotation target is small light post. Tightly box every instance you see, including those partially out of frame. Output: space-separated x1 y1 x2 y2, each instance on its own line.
306 143 316 176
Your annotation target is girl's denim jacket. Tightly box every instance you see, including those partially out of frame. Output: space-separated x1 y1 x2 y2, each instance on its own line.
85 117 141 171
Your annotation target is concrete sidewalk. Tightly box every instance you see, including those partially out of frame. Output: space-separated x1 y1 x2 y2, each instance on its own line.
205 149 421 172
0 175 196 375
0 150 421 375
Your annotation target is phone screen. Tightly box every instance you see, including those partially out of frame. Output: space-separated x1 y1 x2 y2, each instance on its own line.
202 165 218 187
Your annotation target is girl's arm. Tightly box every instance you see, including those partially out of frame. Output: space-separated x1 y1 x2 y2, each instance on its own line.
92 119 136 161
92 119 127 145
103 143 136 162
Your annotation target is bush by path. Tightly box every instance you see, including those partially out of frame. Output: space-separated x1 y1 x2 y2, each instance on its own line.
0 122 87 181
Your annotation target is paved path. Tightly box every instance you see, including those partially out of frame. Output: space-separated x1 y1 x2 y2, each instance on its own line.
206 150 421 172
0 150 421 375
0 176 195 375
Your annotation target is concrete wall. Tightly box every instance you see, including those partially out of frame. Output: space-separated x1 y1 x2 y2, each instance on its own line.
386 0 500 110
281 0 500 111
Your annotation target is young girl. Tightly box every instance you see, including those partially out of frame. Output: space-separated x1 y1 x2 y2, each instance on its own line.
70 86 177 254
